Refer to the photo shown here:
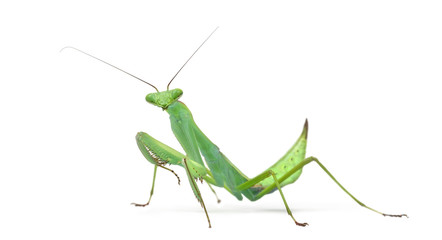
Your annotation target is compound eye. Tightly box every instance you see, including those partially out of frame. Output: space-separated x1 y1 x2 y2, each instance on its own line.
171 88 183 100
145 93 156 105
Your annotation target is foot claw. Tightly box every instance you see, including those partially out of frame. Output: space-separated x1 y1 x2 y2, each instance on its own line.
295 222 309 227
131 202 149 207
383 213 408 218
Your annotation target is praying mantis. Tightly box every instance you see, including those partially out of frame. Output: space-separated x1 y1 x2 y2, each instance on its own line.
63 28 407 228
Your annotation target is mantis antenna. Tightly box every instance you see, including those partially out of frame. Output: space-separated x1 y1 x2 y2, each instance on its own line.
60 46 160 92
166 27 219 90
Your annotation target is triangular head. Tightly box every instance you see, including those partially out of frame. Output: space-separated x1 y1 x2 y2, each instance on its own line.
145 89 183 110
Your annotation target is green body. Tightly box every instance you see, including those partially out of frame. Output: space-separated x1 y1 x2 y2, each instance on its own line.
135 88 406 227
167 100 307 201
63 39 406 228
139 89 308 201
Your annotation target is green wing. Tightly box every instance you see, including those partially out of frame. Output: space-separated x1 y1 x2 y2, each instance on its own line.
192 124 250 200
167 102 252 200
168 104 205 167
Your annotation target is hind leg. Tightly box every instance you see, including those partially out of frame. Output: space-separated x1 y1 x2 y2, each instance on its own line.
237 169 308 226
256 157 407 218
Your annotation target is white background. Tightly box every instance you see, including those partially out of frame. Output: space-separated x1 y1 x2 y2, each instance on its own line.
1 1 441 239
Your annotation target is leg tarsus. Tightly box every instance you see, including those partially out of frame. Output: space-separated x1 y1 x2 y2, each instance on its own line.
132 165 158 207
207 182 221 203
383 213 408 218
269 170 308 227
131 202 149 207
296 222 309 227
309 156 408 219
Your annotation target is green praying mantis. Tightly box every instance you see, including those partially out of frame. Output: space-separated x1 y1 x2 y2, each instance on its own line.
63 28 407 228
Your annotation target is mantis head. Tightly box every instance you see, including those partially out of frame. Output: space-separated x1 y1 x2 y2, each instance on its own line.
145 88 183 109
